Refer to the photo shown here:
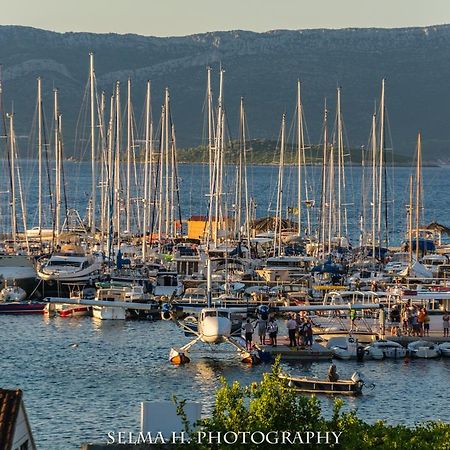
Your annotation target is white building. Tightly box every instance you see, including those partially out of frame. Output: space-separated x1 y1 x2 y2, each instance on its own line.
0 389 36 450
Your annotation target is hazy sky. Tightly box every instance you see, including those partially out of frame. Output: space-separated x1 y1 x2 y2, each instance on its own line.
3 0 450 36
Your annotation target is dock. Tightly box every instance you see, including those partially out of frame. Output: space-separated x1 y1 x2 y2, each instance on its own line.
388 334 450 346
256 339 332 361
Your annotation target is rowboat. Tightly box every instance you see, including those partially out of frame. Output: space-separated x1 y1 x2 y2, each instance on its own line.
279 372 364 396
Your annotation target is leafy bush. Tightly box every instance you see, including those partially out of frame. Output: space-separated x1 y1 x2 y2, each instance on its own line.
174 359 450 449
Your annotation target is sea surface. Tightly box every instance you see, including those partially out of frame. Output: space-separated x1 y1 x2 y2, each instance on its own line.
1 315 450 449
2 162 450 448
3 160 450 245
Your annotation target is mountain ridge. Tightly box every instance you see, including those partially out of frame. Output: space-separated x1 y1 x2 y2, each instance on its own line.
1 25 450 160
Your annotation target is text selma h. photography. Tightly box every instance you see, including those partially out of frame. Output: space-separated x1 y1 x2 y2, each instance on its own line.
106 430 343 445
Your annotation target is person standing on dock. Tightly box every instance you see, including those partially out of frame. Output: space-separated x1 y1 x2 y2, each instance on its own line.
304 318 314 347
267 317 278 346
286 315 298 347
423 309 430 337
243 319 254 351
443 311 449 338
257 317 267 345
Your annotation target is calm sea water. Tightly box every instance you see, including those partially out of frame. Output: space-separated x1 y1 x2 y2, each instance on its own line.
3 160 450 245
2 162 450 448
1 316 450 449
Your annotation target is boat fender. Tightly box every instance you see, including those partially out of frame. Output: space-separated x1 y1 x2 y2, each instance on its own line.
356 346 365 362
161 303 172 320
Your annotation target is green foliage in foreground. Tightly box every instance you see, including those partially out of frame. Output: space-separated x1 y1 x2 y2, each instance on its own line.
174 359 450 450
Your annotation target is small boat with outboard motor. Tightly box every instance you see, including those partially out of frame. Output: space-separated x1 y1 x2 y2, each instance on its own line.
279 369 366 396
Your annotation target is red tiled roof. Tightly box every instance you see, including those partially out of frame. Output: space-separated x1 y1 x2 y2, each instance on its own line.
0 389 22 450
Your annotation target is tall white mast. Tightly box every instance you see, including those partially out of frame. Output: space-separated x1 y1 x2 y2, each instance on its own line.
37 78 43 236
142 80 151 260
328 145 334 253
114 81 121 250
371 112 377 260
274 113 286 257
54 88 61 241
158 105 165 251
415 132 422 261
213 68 224 245
89 52 96 236
164 88 170 239
8 114 17 246
336 87 342 239
126 78 132 234
320 105 328 256
297 80 303 236
377 79 385 246
207 67 214 194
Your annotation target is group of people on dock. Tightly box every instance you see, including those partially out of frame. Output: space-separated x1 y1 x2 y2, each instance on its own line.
389 302 450 337
286 314 314 348
389 303 430 337
243 313 315 350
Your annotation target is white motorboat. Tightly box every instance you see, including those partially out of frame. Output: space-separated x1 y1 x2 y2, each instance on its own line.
153 271 183 298
37 245 103 283
256 256 316 283
0 283 27 302
0 254 38 295
407 340 441 358
365 340 406 359
438 342 450 357
92 284 152 320
326 336 368 360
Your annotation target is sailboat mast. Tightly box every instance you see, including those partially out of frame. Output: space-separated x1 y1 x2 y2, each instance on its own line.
371 112 377 259
275 114 286 257
207 67 214 194
408 175 413 264
158 105 165 250
214 69 224 245
142 80 151 260
99 91 106 248
8 114 17 245
165 89 170 239
328 145 334 253
337 87 342 239
377 79 385 246
297 80 303 236
54 89 61 241
320 105 328 256
89 53 96 236
114 81 121 250
37 78 43 236
415 132 421 261
126 78 132 233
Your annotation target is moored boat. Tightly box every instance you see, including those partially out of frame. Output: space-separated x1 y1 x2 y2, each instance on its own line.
407 340 441 358
365 340 407 359
279 372 364 396
438 342 450 357
0 300 45 314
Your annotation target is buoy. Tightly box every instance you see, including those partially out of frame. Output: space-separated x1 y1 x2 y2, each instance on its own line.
169 348 190 365
242 352 261 365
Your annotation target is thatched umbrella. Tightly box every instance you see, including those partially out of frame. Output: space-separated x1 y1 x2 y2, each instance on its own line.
250 216 297 233
425 222 450 235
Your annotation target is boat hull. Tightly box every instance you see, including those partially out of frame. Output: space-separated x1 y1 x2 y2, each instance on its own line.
280 375 363 396
0 302 46 314
92 306 126 320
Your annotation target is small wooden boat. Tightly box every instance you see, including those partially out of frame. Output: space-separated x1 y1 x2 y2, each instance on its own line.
279 372 364 396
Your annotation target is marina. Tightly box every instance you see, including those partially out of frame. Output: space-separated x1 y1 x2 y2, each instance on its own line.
1 27 450 448
1 315 450 449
